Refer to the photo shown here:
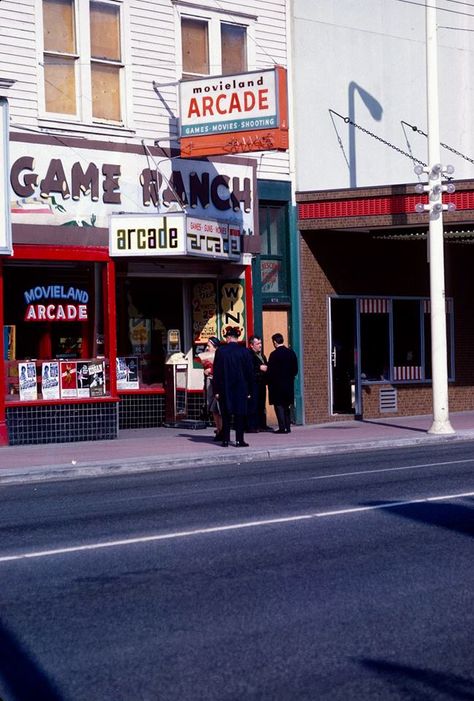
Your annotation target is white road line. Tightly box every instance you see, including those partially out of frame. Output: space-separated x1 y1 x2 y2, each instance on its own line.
106 457 474 503
1 490 474 564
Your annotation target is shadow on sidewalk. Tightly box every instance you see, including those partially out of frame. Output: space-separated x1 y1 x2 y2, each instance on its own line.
361 419 427 434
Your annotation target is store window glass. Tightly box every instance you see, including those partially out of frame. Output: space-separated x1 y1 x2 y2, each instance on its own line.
259 203 288 298
393 300 421 367
360 310 390 382
3 261 108 401
116 276 184 388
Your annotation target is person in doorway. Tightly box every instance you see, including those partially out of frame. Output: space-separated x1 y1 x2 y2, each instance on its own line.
267 332 299 434
247 335 271 432
202 336 223 441
213 327 254 447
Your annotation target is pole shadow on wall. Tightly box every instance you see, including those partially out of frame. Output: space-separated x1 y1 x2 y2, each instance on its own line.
348 82 383 188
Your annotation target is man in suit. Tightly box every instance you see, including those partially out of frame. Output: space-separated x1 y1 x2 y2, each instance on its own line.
247 335 271 432
213 327 254 447
267 332 298 434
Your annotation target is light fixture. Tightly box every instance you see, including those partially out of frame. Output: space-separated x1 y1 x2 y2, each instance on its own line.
445 164 455 175
445 183 456 194
445 202 456 212
414 164 425 175
415 202 427 213
415 183 425 193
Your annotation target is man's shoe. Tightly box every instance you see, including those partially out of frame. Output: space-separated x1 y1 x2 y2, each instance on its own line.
274 429 286 434
221 441 229 447
261 426 274 432
235 441 249 447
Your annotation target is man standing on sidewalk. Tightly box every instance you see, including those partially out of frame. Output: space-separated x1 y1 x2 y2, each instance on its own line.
267 333 298 434
213 327 254 447
247 335 271 433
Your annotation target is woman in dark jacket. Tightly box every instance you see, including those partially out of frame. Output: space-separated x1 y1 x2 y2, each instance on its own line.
267 332 298 433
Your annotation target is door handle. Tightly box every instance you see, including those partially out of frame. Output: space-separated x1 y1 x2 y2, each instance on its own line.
331 346 337 367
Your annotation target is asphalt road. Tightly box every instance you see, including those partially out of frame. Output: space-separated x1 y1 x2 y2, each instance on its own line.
0 442 473 700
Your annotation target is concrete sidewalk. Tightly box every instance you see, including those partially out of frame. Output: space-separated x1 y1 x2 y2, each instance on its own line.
1 411 474 485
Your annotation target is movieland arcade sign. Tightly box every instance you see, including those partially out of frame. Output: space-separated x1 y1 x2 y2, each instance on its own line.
179 66 288 158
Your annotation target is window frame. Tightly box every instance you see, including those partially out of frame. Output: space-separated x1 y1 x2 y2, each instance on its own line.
37 0 132 130
355 295 455 385
174 3 256 80
259 202 290 303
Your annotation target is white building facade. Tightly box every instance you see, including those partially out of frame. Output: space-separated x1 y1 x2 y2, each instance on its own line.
0 0 297 445
292 0 474 424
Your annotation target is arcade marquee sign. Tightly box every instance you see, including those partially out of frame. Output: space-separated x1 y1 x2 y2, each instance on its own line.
179 66 288 158
23 285 89 321
109 213 242 260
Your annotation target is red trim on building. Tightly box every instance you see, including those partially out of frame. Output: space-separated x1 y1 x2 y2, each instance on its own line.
0 261 7 445
13 244 109 261
106 260 117 397
245 264 254 339
298 191 474 220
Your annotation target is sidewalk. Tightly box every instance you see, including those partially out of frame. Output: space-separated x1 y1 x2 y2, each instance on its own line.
1 411 474 485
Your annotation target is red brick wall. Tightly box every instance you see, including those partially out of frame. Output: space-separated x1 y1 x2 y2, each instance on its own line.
300 230 474 423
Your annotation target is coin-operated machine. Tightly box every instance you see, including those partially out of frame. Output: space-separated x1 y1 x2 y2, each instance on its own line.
164 329 188 425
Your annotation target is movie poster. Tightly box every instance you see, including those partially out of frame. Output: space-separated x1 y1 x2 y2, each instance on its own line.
19 362 37 401
41 361 60 400
60 361 78 398
116 357 139 390
88 361 105 397
77 361 91 397
3 325 16 360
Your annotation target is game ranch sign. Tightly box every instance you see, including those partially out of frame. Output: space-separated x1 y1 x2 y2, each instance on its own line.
9 138 256 232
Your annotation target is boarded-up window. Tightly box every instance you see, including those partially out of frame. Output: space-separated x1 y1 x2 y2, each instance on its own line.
90 1 121 120
221 23 247 74
43 0 77 114
181 18 209 77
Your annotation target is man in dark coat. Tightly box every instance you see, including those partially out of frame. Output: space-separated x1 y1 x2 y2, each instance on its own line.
213 327 254 447
247 335 271 432
267 332 298 434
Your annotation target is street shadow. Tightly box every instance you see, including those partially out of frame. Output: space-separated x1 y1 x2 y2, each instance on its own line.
177 432 221 445
360 418 428 434
358 658 474 700
0 618 62 700
364 500 474 538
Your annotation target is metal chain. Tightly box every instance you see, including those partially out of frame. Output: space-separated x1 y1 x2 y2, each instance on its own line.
402 121 474 166
329 109 427 167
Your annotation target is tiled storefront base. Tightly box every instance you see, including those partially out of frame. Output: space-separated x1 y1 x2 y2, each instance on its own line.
5 392 208 444
118 391 206 430
6 402 118 446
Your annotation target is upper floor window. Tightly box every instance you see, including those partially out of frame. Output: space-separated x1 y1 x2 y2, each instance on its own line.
42 0 123 122
180 14 248 79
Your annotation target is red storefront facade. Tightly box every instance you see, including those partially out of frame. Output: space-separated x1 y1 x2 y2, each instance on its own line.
297 180 474 424
0 133 257 445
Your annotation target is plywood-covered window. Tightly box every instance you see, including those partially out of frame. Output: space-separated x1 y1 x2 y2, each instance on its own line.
41 0 124 123
43 0 77 114
179 11 251 79
221 23 247 74
181 18 209 78
90 1 122 121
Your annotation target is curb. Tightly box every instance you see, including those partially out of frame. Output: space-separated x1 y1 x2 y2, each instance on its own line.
0 430 470 486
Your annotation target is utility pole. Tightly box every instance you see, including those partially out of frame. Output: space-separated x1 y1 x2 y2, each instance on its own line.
421 0 455 434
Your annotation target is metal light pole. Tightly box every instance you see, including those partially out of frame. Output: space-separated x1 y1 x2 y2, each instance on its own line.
423 0 455 434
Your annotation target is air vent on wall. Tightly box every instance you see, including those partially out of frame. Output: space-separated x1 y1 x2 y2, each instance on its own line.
380 388 397 413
